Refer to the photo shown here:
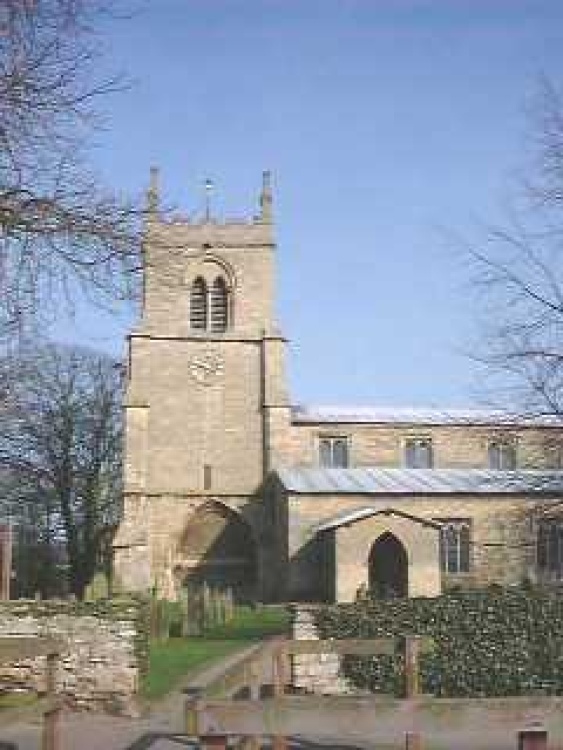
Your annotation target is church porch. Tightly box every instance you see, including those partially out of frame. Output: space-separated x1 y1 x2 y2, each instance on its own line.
315 507 442 602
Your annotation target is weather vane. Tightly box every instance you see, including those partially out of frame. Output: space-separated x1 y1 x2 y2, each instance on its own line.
204 178 214 221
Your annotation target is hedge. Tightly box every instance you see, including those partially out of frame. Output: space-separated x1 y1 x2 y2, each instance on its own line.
314 587 563 697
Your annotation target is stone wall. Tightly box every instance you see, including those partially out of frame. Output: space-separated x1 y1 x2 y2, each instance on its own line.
277 421 563 471
290 606 351 695
0 597 149 715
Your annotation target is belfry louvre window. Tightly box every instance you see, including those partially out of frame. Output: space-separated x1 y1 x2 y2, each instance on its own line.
210 277 228 332
190 277 208 330
405 438 433 468
437 519 471 573
537 520 563 578
319 437 349 468
488 440 517 470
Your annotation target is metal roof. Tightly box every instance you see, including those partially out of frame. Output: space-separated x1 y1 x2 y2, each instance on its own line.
276 467 563 496
291 404 563 428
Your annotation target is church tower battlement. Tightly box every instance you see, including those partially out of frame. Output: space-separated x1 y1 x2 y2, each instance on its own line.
136 169 278 342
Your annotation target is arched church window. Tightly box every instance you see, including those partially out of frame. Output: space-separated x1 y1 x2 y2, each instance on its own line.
210 276 228 332
190 277 208 330
436 519 471 573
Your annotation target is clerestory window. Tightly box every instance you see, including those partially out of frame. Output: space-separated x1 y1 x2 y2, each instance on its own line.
319 437 349 468
405 438 433 468
437 519 471 573
488 440 517 470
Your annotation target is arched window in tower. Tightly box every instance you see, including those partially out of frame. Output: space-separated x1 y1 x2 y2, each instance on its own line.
190 277 208 330
210 276 228 332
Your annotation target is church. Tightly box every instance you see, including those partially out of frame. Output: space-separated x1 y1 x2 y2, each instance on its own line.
113 172 563 602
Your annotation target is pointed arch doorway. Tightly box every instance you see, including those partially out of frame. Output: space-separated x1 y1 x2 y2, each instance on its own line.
175 501 256 601
368 532 408 599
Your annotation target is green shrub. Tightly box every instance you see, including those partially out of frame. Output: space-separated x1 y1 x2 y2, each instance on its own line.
314 587 563 697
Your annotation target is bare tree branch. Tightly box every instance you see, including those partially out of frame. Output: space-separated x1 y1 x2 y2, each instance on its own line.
0 1 144 343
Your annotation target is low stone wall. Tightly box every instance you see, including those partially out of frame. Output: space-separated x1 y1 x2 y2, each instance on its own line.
0 597 149 715
290 606 351 695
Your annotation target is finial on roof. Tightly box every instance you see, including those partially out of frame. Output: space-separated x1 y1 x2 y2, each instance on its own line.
147 166 159 213
204 178 214 222
259 170 273 223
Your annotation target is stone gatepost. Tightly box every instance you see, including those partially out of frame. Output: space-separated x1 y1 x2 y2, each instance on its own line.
290 606 351 695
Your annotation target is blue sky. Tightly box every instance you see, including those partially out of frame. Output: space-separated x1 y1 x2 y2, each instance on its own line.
56 0 563 407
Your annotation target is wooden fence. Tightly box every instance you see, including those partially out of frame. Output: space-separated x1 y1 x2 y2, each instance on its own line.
184 636 431 741
185 635 431 707
183 636 552 749
179 727 550 750
272 635 434 699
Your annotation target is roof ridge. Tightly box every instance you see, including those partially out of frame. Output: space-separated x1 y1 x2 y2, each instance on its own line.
291 404 562 426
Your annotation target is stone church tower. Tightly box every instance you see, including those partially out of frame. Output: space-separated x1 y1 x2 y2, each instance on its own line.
113 171 290 598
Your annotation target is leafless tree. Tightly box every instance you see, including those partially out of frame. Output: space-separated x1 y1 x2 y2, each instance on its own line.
468 79 563 420
0 0 142 343
462 79 563 541
0 343 122 598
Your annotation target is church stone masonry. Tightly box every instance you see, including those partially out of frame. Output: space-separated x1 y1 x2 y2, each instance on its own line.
113 171 563 603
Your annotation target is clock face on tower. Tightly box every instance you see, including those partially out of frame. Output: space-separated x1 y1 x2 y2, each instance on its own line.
188 349 224 386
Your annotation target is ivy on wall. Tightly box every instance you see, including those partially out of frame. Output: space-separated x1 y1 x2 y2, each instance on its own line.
314 588 563 697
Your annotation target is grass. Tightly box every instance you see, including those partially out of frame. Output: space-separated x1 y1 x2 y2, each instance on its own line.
203 604 290 640
0 692 38 710
143 604 290 700
143 638 245 699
